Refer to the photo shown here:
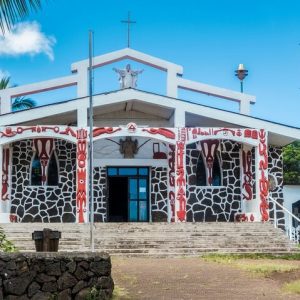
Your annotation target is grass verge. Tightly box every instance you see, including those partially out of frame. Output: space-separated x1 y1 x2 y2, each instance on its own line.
282 280 300 294
112 285 131 299
202 253 300 276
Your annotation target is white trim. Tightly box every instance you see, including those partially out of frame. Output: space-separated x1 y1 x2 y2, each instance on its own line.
94 159 168 167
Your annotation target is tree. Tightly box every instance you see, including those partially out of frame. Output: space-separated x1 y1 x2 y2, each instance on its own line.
0 0 42 34
283 141 300 185
0 76 36 111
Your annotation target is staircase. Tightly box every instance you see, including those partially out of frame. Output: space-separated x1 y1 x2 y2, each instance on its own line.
1 222 298 257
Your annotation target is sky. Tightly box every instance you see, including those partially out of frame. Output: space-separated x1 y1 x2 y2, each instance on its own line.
1 0 300 127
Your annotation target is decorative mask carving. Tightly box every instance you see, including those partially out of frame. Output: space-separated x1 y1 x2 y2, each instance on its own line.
120 137 138 158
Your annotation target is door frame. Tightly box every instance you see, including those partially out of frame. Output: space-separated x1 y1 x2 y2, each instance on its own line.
106 166 150 222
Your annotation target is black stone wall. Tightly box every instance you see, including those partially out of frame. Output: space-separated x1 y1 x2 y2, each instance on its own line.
268 146 285 228
186 140 241 222
10 139 76 222
151 167 168 222
0 252 114 299
93 167 107 222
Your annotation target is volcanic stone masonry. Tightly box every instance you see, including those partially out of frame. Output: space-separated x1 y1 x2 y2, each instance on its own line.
186 140 241 222
0 252 114 299
10 139 77 223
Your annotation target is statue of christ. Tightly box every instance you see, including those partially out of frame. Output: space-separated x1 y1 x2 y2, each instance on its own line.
113 64 143 89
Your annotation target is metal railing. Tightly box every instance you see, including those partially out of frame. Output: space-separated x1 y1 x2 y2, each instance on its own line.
269 196 300 243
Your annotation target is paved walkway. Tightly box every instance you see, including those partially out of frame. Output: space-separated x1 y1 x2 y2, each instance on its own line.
112 257 299 300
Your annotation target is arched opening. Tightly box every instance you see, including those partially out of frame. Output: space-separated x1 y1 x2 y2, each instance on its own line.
47 152 59 186
31 153 42 186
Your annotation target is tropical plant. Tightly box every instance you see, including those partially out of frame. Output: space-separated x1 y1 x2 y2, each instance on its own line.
0 76 36 111
283 141 300 185
0 0 43 33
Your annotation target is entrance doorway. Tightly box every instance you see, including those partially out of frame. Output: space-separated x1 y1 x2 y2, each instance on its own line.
107 167 149 222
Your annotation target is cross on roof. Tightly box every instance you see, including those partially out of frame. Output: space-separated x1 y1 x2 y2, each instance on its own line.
121 12 136 48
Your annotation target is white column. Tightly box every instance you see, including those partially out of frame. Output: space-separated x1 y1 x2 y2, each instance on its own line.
166 71 178 98
77 106 88 127
0 92 11 114
240 100 251 115
76 67 89 98
174 108 185 127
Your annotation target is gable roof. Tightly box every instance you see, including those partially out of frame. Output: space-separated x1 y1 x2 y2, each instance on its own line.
0 88 299 146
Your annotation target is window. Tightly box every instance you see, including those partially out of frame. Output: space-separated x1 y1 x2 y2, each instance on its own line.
195 145 222 187
212 153 222 186
47 152 59 186
31 153 42 186
196 152 207 186
31 151 59 186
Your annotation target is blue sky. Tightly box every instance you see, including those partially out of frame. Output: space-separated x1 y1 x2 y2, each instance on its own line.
1 0 300 127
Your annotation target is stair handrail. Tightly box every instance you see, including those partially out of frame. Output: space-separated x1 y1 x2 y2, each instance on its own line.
268 196 300 242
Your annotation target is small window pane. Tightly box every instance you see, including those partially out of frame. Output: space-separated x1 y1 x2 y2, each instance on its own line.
139 179 147 199
212 154 222 186
31 154 42 186
119 168 137 176
139 201 148 221
108 168 117 176
196 153 207 186
48 153 59 186
139 168 148 175
129 179 138 199
129 201 138 221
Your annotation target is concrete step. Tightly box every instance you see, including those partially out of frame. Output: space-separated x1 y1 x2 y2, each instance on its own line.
1 222 298 257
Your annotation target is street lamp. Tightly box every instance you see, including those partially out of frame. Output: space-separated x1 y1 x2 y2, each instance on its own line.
235 64 248 93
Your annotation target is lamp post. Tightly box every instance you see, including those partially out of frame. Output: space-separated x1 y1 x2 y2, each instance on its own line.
235 64 248 93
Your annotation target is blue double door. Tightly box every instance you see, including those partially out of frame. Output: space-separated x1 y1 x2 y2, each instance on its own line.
107 167 149 222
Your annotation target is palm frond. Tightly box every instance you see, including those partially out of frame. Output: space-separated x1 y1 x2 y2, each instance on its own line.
12 96 36 111
0 76 10 89
0 0 42 34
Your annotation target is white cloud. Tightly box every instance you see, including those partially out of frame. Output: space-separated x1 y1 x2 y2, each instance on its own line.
0 22 56 60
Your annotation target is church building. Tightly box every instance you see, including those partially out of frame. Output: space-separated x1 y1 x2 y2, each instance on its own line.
0 47 299 232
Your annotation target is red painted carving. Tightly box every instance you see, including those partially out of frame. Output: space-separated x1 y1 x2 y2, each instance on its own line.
250 214 255 222
244 129 258 140
93 127 121 137
60 127 77 137
142 128 175 140
242 150 253 201
168 144 175 222
235 213 248 222
176 141 186 222
34 139 54 185
200 140 219 185
9 214 17 223
0 126 78 139
76 129 87 223
2 148 9 200
213 128 236 136
259 129 269 222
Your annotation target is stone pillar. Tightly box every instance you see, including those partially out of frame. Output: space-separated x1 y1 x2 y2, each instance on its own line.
0 145 3 212
1 147 11 215
167 144 176 222
174 128 187 222
76 129 88 223
241 145 254 214
256 129 269 222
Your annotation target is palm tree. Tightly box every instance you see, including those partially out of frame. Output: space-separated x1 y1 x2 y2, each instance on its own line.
0 76 36 111
0 0 43 34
